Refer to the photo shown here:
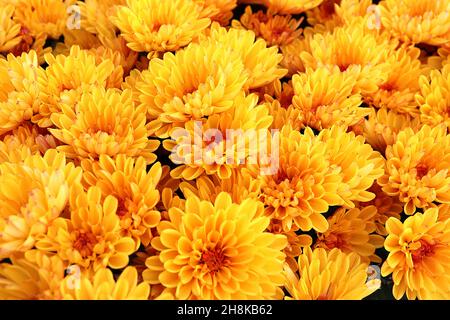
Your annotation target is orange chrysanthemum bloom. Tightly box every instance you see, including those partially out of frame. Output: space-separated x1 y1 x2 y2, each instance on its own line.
36 185 136 270
315 206 384 263
232 6 303 47
358 182 403 236
366 46 424 116
318 125 385 207
49 87 159 163
361 107 421 154
35 46 122 127
253 125 343 233
0 51 42 135
110 0 211 53
14 0 75 39
60 267 150 300
381 208 450 300
0 150 82 258
285 247 379 300
263 0 324 14
300 21 393 95
136 41 248 138
200 23 287 89
417 64 450 131
380 0 450 46
143 193 287 299
280 27 314 76
164 94 273 180
292 66 368 130
81 156 162 249
0 5 22 53
378 125 450 215
0 251 66 300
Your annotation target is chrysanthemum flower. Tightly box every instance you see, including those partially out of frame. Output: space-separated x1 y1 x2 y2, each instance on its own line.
267 100 303 131
110 0 211 53
380 0 450 46
358 182 403 236
200 23 287 89
0 5 22 53
60 266 150 300
280 28 314 76
14 0 75 39
416 64 450 131
315 206 384 263
284 247 379 300
381 208 450 300
36 185 136 270
35 46 122 127
378 125 450 215
81 155 162 249
292 66 368 130
361 107 421 154
232 6 303 47
0 251 66 300
300 21 393 95
0 150 82 258
143 192 287 299
49 87 159 163
318 125 385 207
263 0 324 14
136 41 248 138
0 50 42 135
164 93 273 180
252 125 343 233
366 46 424 116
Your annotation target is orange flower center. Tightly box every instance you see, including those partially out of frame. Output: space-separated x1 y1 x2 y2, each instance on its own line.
411 240 436 264
416 163 429 179
322 233 346 250
73 231 97 257
200 248 226 273
11 26 34 57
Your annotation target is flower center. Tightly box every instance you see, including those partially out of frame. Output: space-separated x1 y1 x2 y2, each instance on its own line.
415 163 429 179
411 240 436 264
200 248 226 273
73 231 97 257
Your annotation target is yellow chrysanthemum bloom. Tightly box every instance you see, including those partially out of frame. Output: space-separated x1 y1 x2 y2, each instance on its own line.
49 87 159 163
143 192 287 299
263 0 324 14
136 41 248 138
315 206 384 263
300 21 393 95
194 0 237 26
164 93 273 180
361 107 421 154
382 208 450 300
110 0 211 53
318 125 385 207
35 46 122 127
285 247 379 300
0 51 42 135
378 125 450 215
36 185 136 270
367 46 424 116
60 266 150 300
358 182 403 236
81 156 162 249
417 64 450 131
253 125 343 233
0 251 66 300
200 23 287 89
0 150 82 258
267 100 303 131
292 66 368 130
0 4 22 53
380 0 450 46
14 0 75 39
232 6 303 47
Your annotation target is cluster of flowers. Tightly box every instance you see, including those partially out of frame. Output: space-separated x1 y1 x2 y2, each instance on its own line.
0 0 449 300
